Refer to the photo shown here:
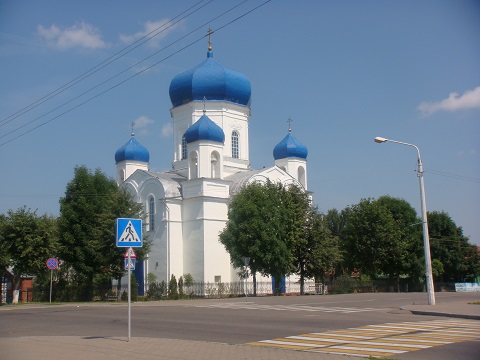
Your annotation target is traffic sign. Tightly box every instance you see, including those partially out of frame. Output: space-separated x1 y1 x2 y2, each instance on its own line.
46 258 59 270
116 218 142 247
124 257 136 270
124 247 137 259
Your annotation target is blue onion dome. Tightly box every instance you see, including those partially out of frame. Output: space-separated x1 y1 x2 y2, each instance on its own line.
115 135 150 163
169 50 252 108
273 132 308 160
184 114 225 144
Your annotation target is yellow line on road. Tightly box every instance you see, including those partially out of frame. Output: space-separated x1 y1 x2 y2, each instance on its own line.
248 319 480 358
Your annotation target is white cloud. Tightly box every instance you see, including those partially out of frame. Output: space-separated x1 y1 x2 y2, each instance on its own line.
133 115 154 128
37 22 107 50
119 19 180 48
161 122 173 137
132 116 154 135
458 149 478 157
418 86 480 116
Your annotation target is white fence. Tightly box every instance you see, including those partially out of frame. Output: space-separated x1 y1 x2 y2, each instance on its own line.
455 283 480 292
120 280 326 299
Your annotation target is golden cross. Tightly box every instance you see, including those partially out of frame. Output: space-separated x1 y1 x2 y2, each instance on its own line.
207 28 213 51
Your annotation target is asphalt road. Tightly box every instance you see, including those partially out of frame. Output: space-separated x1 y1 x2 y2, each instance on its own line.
1 292 479 359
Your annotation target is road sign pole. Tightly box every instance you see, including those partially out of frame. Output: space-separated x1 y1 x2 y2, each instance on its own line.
46 257 59 303
49 269 53 303
128 250 131 341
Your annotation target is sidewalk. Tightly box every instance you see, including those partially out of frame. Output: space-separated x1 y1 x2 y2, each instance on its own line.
1 298 479 360
402 299 480 320
1 336 358 360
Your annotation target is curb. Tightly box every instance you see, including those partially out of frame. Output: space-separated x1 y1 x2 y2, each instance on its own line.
408 310 480 320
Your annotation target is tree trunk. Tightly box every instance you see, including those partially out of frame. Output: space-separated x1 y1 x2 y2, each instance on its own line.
12 274 22 304
274 276 281 296
300 263 305 296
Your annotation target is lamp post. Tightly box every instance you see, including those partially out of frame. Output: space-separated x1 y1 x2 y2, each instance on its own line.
374 137 435 305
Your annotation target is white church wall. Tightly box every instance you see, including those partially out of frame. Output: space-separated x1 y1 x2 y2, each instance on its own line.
116 160 149 186
202 182 230 198
166 201 184 282
203 219 232 283
221 108 250 161
202 198 231 283
181 197 205 282
182 178 230 199
274 158 308 190
147 224 168 282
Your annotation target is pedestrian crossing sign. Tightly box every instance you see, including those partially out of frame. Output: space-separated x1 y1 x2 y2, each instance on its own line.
116 218 142 247
124 257 136 270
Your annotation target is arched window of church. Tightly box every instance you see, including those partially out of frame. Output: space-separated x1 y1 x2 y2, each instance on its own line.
181 135 187 160
211 151 220 178
118 169 125 183
298 166 306 188
148 196 155 232
189 152 198 179
231 131 239 159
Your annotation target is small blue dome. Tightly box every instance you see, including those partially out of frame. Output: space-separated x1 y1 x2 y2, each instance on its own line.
115 137 150 163
184 114 225 144
169 51 251 108
273 133 308 160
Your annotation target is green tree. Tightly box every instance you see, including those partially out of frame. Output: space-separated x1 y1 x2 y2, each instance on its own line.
0 207 58 303
58 165 145 301
0 213 10 270
220 181 309 295
324 208 348 238
428 211 478 282
168 274 178 299
282 183 311 295
341 198 405 281
375 196 424 282
183 273 194 287
431 259 444 280
178 276 184 296
304 211 343 285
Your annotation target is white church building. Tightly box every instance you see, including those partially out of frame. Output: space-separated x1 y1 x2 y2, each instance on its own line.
114 41 309 294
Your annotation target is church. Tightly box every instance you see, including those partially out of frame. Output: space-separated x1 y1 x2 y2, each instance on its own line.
114 39 309 293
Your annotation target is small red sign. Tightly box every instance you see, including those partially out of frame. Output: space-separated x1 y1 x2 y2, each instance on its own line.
124 247 136 258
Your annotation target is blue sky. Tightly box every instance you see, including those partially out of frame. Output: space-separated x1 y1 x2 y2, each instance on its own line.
1 0 479 245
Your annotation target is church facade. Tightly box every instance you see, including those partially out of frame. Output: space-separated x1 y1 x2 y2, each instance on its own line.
114 43 309 291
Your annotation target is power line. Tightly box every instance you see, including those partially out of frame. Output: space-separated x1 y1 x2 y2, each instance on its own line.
425 168 480 183
0 0 249 142
0 0 212 128
0 0 271 148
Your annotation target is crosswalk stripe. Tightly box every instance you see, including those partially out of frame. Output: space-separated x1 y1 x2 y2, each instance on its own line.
183 302 386 314
310 347 405 357
248 319 480 357
287 336 430 349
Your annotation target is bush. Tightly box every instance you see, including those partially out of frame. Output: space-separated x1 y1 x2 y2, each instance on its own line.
147 281 167 300
329 275 356 294
168 275 178 300
178 276 184 296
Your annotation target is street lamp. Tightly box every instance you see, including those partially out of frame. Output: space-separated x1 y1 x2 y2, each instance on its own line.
374 136 436 305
